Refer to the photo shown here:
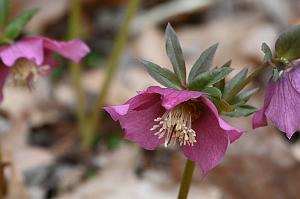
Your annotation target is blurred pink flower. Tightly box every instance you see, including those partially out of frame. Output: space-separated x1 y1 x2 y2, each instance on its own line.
253 63 300 138
0 36 90 101
105 86 242 174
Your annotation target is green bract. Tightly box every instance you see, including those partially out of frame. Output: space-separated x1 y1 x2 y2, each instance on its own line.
223 105 257 117
140 23 257 117
261 42 272 62
230 88 259 105
209 97 234 112
188 67 232 91
140 59 181 89
5 9 38 40
0 0 9 28
272 68 280 81
165 23 186 86
223 67 248 100
188 43 218 83
275 24 300 62
201 87 222 98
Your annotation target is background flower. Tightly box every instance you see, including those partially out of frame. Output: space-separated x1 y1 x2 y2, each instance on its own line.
0 36 90 101
253 62 300 138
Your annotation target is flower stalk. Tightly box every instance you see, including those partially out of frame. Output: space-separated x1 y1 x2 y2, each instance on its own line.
82 0 140 149
69 0 88 145
177 160 195 199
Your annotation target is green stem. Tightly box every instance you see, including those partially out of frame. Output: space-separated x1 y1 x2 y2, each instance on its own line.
0 141 5 199
82 0 140 149
177 160 195 199
177 62 271 198
69 0 87 143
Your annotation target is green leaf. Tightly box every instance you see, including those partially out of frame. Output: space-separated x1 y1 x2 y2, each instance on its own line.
275 24 300 61
272 68 280 81
0 0 9 28
209 97 234 112
223 105 257 117
5 9 38 40
231 88 259 105
261 42 272 62
188 67 232 91
223 67 248 99
202 87 222 98
165 23 186 85
188 43 218 83
140 59 181 89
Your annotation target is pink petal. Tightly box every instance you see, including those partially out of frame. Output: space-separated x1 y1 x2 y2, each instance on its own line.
29 36 90 64
200 97 243 143
119 102 165 150
265 71 300 138
0 64 9 101
125 92 161 111
145 86 203 110
104 104 130 121
252 82 276 129
289 63 300 93
104 92 164 150
0 37 44 66
43 49 58 67
218 118 243 143
183 105 229 175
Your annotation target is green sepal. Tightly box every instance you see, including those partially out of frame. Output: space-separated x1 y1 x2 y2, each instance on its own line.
139 59 181 89
223 104 257 117
202 87 222 98
188 43 218 83
272 68 280 81
188 67 232 91
208 96 234 113
223 67 248 100
230 88 259 105
261 42 272 62
0 0 9 28
165 23 186 86
275 24 300 62
5 9 38 40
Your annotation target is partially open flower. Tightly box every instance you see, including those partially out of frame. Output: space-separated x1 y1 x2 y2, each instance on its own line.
0 36 90 101
253 62 300 138
105 86 242 174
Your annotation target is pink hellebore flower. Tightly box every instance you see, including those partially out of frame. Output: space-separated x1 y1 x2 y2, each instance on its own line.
105 86 242 174
253 62 300 138
0 36 90 101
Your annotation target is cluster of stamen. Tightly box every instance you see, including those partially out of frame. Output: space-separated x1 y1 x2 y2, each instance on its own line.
151 102 201 147
10 59 49 89
10 59 38 88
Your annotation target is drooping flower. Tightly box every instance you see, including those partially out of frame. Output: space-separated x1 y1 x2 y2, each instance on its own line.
0 36 90 101
253 62 300 138
105 86 242 174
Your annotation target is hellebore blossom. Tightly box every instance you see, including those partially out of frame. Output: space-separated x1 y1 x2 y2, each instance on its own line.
105 86 242 174
0 36 90 101
253 62 300 138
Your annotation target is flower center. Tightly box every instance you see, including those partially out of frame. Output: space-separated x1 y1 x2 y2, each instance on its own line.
150 101 201 147
10 59 49 89
10 59 38 88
